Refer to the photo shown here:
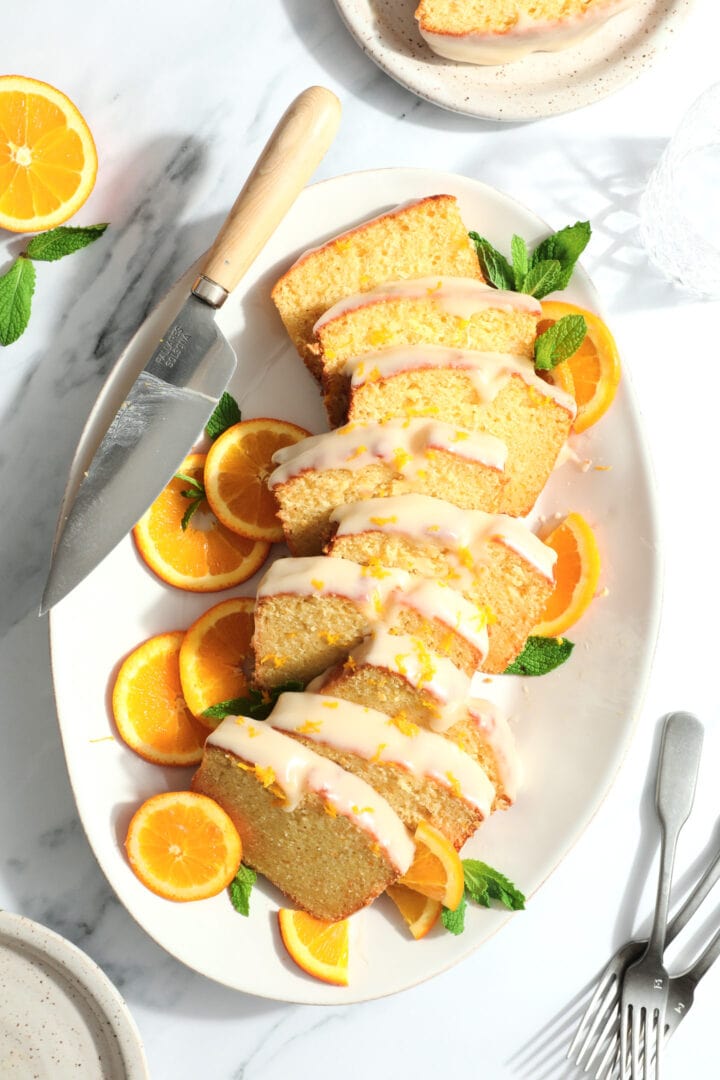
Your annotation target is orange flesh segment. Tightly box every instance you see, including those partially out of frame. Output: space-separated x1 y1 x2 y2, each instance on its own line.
278 909 350 986
534 512 601 637
179 598 255 724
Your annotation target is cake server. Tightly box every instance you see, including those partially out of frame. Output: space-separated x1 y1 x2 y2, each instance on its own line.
41 86 341 613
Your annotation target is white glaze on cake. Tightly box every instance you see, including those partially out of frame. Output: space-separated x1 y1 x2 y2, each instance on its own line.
330 493 557 582
269 417 508 487
314 276 541 331
337 627 472 729
207 715 414 872
389 577 490 657
466 698 522 802
256 555 410 613
256 555 490 663
269 692 495 816
417 0 638 66
346 343 576 416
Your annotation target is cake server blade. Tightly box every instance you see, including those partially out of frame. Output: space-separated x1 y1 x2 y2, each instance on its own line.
41 85 341 612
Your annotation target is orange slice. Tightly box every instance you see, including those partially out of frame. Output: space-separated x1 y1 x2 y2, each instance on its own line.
534 512 601 637
277 909 349 986
397 820 464 911
133 453 270 592
125 791 242 902
179 597 255 726
112 631 209 766
386 884 442 940
0 75 98 233
539 301 621 433
204 418 311 543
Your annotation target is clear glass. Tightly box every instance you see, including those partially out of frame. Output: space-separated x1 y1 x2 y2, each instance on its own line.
639 83 720 298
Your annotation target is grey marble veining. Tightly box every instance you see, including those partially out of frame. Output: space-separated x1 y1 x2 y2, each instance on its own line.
2 0 720 1077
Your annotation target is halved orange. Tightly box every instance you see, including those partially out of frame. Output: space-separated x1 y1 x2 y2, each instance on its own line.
112 631 208 766
386 883 442 940
397 820 464 911
125 791 242 902
179 597 255 726
534 512 602 637
204 418 311 543
539 301 621 433
0 75 98 233
278 909 349 986
133 453 270 592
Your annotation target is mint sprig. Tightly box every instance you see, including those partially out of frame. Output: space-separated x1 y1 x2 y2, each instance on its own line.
0 223 108 347
175 471 206 531
206 392 242 440
468 232 514 291
441 860 525 935
202 680 305 723
534 314 587 371
229 864 257 916
0 257 36 346
26 223 109 262
469 220 591 300
504 635 574 676
441 892 467 935
531 221 592 291
463 860 526 910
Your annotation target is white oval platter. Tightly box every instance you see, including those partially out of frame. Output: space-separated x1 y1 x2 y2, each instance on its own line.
49 168 661 1004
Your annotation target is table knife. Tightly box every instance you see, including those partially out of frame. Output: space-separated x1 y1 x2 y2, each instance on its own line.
41 85 341 613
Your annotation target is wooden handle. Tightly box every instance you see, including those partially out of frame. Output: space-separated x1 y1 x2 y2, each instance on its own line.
199 86 341 297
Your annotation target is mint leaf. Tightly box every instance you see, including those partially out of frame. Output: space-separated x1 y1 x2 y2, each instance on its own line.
202 680 305 722
504 635 574 676
468 232 515 291
26 223 108 262
511 234 529 291
534 314 587 371
206 392 241 440
0 257 36 346
521 259 563 299
441 893 467 935
463 860 525 911
531 221 591 290
229 864 257 916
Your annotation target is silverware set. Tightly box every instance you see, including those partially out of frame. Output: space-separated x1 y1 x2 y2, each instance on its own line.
569 712 719 1078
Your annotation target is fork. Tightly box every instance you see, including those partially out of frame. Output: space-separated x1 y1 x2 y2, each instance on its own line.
568 832 720 1075
619 711 704 1079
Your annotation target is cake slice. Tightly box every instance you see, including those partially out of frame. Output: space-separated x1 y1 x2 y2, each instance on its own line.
314 276 541 424
326 493 556 673
268 692 495 848
269 417 508 554
192 715 414 920
345 345 575 516
431 698 521 811
415 0 635 65
271 195 482 380
311 627 472 732
252 555 490 689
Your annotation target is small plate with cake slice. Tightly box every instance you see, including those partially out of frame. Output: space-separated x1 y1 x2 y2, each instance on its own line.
331 0 693 121
49 168 660 1003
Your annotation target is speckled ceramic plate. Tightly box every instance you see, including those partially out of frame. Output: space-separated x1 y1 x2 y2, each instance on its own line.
0 910 148 1078
49 168 660 1004
332 0 693 121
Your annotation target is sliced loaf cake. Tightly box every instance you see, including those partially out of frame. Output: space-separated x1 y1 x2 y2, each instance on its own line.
269 417 508 554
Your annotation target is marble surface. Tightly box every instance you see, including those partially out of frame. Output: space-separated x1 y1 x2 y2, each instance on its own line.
2 1 720 1076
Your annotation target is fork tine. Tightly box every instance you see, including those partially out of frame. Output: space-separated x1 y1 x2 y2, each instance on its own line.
586 1003 620 1072
652 1010 662 1079
573 977 620 1067
631 1005 642 1080
593 1016 620 1079
568 972 616 1062
620 1005 629 1080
